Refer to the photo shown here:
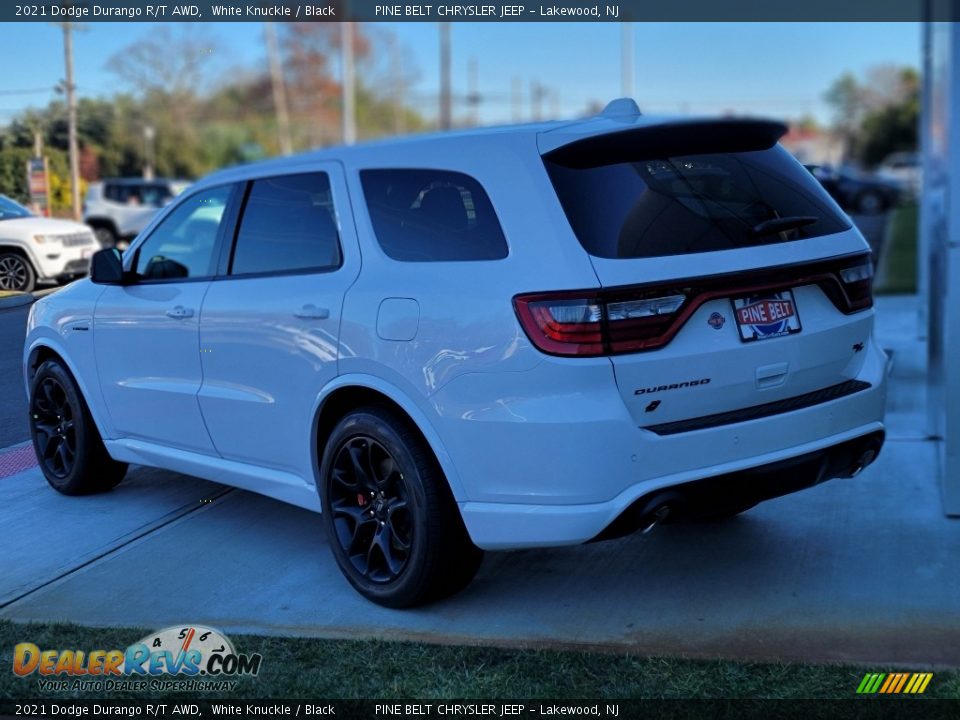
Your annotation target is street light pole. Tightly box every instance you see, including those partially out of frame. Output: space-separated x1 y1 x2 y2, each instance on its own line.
61 22 81 220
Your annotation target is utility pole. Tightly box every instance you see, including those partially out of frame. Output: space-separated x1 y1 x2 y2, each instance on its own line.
340 22 356 145
391 34 405 135
439 22 452 130
264 21 293 155
530 80 546 122
467 57 479 126
511 76 522 123
61 22 81 220
621 23 634 98
143 125 155 180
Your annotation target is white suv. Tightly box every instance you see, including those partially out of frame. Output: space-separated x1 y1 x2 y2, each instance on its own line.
83 178 189 248
0 195 99 292
24 103 887 607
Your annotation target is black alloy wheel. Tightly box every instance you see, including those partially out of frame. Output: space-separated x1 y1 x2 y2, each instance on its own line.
29 359 128 495
320 406 483 608
329 435 413 583
32 375 77 478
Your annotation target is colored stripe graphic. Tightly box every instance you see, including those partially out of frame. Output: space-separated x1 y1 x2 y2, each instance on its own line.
857 672 932 694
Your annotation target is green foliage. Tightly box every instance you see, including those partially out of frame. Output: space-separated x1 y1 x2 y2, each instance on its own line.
0 25 426 201
824 66 919 167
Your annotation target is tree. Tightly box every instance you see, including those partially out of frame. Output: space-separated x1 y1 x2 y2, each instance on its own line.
824 66 919 167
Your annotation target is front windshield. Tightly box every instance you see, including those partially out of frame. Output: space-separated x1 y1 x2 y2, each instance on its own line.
0 196 33 221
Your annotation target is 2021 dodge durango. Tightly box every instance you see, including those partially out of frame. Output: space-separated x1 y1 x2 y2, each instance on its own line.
24 101 887 607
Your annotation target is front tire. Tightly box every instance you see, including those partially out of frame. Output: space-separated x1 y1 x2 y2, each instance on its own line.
29 359 128 495
319 406 482 608
0 252 36 292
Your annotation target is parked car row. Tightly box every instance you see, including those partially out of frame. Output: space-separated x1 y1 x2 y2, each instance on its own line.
0 195 99 293
804 164 902 215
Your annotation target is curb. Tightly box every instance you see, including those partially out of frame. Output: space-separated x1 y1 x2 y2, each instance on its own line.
0 293 35 310
0 286 59 310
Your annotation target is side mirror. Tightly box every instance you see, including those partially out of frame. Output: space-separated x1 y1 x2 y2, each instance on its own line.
90 248 125 285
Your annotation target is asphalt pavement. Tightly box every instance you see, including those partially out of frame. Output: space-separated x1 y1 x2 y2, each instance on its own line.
0 304 29 448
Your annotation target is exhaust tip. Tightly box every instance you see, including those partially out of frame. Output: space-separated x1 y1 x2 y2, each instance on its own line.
640 504 672 535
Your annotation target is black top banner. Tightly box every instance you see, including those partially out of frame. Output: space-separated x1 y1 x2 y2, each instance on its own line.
2 0 959 22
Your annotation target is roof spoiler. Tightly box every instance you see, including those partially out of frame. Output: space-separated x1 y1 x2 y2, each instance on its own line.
543 118 788 169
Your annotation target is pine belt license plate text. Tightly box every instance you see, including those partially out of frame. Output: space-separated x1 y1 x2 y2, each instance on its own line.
731 290 802 342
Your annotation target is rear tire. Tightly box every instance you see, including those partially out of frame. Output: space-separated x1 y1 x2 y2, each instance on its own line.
29 359 128 495
319 406 482 608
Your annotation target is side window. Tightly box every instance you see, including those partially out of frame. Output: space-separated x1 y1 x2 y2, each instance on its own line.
230 173 342 276
360 169 508 262
134 185 232 281
103 184 122 203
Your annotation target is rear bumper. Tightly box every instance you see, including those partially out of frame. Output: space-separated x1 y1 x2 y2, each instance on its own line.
446 338 889 550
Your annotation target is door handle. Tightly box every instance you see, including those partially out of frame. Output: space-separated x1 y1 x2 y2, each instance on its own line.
165 305 194 319
294 304 330 319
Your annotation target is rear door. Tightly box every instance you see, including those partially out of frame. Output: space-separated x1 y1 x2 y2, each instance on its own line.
542 124 876 429
197 165 360 478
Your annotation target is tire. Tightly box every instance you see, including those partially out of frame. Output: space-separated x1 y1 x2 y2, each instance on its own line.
29 359 128 495
319 406 483 608
0 252 36 293
92 225 117 248
856 191 884 215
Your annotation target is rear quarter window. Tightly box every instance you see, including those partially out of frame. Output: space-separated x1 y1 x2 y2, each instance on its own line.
360 169 508 262
545 145 851 259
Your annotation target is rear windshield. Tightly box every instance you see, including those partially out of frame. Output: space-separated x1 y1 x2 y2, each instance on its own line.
544 145 851 259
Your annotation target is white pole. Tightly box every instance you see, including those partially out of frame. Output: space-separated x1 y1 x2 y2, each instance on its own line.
341 22 356 145
439 22 452 130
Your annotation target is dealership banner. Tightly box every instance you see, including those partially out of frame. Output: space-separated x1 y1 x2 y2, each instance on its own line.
1 0 953 22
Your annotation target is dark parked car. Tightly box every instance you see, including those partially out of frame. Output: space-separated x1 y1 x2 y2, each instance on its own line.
805 165 900 215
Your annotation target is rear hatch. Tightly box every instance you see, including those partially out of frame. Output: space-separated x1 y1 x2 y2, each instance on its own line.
527 118 875 430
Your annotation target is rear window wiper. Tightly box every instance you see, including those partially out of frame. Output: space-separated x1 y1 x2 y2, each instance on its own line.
751 215 819 237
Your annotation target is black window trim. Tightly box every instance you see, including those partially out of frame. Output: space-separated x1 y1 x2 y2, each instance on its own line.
220 173 345 280
127 181 244 286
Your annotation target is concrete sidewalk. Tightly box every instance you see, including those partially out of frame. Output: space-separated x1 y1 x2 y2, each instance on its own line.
1 297 957 667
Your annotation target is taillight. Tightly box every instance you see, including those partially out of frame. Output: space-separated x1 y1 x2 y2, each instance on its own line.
515 252 874 358
514 291 689 357
837 260 874 312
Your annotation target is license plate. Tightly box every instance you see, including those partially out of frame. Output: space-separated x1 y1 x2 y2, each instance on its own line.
731 290 802 342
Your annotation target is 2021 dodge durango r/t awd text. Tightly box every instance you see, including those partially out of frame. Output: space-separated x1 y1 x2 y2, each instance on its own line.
24 101 887 607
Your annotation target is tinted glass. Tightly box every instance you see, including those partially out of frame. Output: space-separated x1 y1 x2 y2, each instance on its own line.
545 145 851 259
134 185 231 280
360 169 508 262
231 173 342 276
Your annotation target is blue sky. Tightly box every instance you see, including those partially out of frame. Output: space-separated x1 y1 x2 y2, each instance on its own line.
0 22 920 127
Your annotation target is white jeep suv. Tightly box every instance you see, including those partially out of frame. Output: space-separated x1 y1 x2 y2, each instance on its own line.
0 195 99 292
24 103 887 607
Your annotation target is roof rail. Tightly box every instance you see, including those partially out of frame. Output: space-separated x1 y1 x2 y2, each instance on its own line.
599 98 641 118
